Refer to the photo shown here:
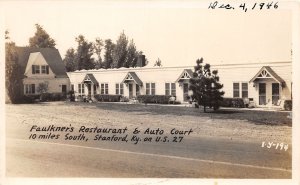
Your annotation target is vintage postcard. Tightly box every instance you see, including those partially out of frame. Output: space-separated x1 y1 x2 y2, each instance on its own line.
1 0 299 185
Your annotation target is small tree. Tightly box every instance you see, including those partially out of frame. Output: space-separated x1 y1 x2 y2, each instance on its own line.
154 58 162 67
189 58 224 112
37 82 49 94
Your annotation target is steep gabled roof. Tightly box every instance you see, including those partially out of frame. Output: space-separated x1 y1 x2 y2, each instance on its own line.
249 66 285 84
82 73 98 84
15 47 68 78
176 69 193 82
121 72 143 86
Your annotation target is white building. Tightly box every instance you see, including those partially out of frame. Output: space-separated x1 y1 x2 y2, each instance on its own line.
67 61 292 107
17 47 70 95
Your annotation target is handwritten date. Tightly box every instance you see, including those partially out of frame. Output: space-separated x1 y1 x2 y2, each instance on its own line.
261 141 289 151
208 1 279 12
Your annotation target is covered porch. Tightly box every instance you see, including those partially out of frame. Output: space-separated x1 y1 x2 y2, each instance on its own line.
249 66 286 107
121 72 143 99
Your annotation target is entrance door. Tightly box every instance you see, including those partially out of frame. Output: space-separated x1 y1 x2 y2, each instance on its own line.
129 83 133 98
62 85 67 94
87 83 91 97
272 83 280 105
259 83 266 105
183 83 189 102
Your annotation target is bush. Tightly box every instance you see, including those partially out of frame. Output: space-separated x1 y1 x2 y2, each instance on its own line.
219 97 245 108
284 100 292 111
94 94 122 102
22 95 39 104
137 95 173 104
40 93 66 102
67 90 75 102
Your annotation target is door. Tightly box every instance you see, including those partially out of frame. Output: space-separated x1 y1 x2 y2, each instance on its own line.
272 83 280 105
129 83 133 98
87 83 91 97
183 83 189 102
259 83 266 105
62 85 67 94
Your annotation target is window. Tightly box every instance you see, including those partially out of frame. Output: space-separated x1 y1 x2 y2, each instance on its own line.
272 83 280 105
32 65 40 74
233 83 239 98
25 84 35 94
71 84 74 91
78 83 85 94
41 65 49 74
165 83 176 96
101 83 109 94
146 83 155 95
242 83 248 98
165 83 170 95
115 83 124 95
151 83 155 95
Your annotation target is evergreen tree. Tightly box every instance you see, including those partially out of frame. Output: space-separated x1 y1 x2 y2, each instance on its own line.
103 39 115 69
29 24 56 48
63 48 76 72
74 35 95 70
125 39 138 67
94 38 104 69
5 32 22 103
112 31 128 68
189 58 224 112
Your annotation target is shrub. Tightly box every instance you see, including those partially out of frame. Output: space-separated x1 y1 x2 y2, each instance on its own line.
22 95 39 104
94 94 122 102
137 95 173 104
67 90 75 102
219 97 245 108
284 100 292 111
120 96 130 102
39 93 66 102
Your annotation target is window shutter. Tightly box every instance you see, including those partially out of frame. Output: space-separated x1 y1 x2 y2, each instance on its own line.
32 65 35 74
46 66 49 74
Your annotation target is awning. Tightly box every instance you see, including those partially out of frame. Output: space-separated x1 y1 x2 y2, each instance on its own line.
249 66 285 86
121 72 143 86
82 73 98 85
175 69 193 83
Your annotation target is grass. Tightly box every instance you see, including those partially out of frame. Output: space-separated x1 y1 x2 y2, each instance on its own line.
66 102 292 127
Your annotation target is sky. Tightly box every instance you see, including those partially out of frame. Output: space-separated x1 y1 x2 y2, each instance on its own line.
2 0 293 67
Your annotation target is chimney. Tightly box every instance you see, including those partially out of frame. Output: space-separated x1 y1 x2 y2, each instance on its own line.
136 55 145 67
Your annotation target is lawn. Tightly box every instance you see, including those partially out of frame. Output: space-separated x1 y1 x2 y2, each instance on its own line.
6 101 292 144
69 102 292 127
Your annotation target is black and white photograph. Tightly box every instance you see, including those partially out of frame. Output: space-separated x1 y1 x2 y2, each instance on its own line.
1 0 300 185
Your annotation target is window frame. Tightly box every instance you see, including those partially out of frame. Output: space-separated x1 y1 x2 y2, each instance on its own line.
233 82 240 98
78 83 85 94
25 84 35 94
146 82 156 95
115 83 124 95
241 83 248 98
165 82 176 96
101 83 109 95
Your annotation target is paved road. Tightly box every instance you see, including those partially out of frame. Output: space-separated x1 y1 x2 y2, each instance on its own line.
6 124 291 178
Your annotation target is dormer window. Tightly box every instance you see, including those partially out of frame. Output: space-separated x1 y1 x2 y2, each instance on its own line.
41 65 49 74
32 65 40 74
32 65 49 74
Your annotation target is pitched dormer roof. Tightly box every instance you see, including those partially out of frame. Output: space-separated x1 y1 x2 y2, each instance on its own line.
15 47 68 78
